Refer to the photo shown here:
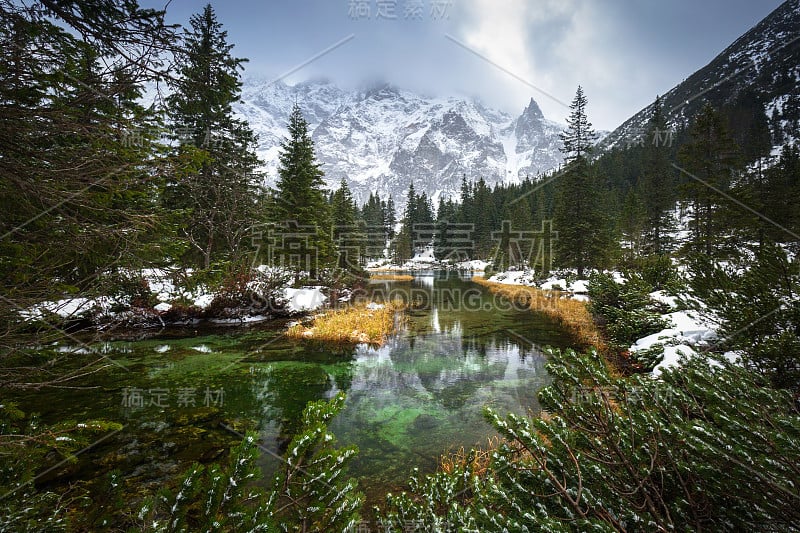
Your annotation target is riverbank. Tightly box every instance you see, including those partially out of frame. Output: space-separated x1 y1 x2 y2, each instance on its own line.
472 276 605 352
16 267 340 331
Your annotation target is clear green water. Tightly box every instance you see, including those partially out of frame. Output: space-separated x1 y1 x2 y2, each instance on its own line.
13 271 575 508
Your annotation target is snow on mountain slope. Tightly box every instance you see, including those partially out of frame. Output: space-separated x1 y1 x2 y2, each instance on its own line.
598 0 800 153
234 79 565 207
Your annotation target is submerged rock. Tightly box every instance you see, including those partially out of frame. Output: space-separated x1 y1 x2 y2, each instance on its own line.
412 413 439 431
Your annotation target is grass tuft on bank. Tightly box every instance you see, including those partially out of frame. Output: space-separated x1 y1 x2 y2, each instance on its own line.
287 300 405 345
473 276 605 351
369 274 414 282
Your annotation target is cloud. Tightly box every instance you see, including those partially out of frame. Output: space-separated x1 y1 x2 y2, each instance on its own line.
456 0 672 129
457 0 578 122
153 0 784 132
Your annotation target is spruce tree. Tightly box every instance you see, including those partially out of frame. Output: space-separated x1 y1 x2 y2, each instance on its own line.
385 196 397 239
272 104 334 280
558 85 595 162
639 96 676 254
0 0 175 315
493 197 534 271
166 4 261 269
619 189 647 261
553 87 613 277
458 176 474 227
361 193 381 229
392 184 417 262
472 178 495 257
434 196 461 261
331 178 362 271
677 104 740 257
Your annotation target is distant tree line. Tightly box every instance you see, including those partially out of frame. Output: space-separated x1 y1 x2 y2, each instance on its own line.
387 85 800 276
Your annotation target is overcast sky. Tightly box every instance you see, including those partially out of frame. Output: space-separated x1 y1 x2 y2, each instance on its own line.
146 0 785 130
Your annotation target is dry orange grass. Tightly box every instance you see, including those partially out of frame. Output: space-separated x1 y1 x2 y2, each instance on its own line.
473 276 605 351
286 300 405 346
369 273 414 282
440 435 501 476
439 435 539 477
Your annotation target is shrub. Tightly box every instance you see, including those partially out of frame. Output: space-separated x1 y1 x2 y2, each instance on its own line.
102 270 158 309
688 243 800 392
205 263 291 318
633 254 682 293
588 272 669 359
379 348 800 531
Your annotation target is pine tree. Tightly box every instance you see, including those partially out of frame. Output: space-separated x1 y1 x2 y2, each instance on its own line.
165 4 261 269
553 87 613 277
128 394 362 532
380 348 800 531
558 85 596 162
639 96 676 254
677 104 740 257
331 178 363 271
385 196 397 239
688 243 800 391
272 104 334 280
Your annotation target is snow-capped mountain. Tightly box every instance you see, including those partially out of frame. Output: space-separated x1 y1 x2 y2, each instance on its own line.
598 0 800 152
234 78 564 207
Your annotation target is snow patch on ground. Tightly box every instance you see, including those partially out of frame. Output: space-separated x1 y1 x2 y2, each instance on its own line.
629 309 719 376
366 251 488 272
282 287 327 313
21 297 115 320
19 265 332 327
209 315 272 325
456 259 488 271
486 269 593 299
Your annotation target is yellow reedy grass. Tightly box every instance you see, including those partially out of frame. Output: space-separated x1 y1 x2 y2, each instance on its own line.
439 435 539 477
440 435 502 477
286 300 406 346
473 276 605 351
369 273 414 282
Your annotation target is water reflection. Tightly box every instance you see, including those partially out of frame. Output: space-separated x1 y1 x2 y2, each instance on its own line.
16 270 573 508
250 271 570 499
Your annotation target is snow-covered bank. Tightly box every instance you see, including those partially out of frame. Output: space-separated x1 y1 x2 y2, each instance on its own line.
483 267 737 377
627 292 741 376
485 268 595 300
19 267 329 329
629 305 717 376
366 247 488 272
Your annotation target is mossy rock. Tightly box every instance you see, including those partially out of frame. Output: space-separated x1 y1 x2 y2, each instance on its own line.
412 413 440 431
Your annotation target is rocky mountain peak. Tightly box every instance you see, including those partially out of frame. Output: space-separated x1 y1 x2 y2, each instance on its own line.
521 97 544 121
234 80 566 206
